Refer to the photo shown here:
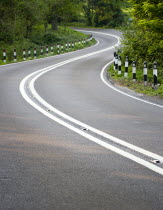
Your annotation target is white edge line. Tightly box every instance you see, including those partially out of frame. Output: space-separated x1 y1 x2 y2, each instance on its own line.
19 30 163 175
28 30 163 162
29 64 163 163
100 61 163 109
20 75 163 176
80 29 163 109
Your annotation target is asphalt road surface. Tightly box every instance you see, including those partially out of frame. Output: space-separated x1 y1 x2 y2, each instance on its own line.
0 29 163 210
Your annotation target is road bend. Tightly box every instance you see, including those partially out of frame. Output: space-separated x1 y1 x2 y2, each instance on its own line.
0 29 163 210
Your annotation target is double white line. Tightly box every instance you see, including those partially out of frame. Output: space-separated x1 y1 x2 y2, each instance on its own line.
20 31 163 175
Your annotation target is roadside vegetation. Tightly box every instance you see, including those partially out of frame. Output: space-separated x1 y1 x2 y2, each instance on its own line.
120 0 163 71
0 0 124 64
0 26 95 64
108 64 163 98
108 0 163 98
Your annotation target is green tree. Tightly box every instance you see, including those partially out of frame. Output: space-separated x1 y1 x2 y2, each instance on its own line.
122 0 163 67
0 0 45 43
83 0 124 27
0 0 16 43
46 0 80 30
18 0 46 38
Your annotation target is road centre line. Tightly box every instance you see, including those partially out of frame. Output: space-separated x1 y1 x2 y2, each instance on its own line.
20 72 163 176
29 70 163 163
20 31 163 175
25 30 163 161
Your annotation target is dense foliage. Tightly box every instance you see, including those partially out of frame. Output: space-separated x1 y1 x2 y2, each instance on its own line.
0 0 162 74
0 0 80 43
83 0 125 27
0 0 125 45
121 0 163 71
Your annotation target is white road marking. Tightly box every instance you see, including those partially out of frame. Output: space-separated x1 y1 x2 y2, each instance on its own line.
100 61 163 109
78 29 163 109
19 30 163 175
28 69 163 163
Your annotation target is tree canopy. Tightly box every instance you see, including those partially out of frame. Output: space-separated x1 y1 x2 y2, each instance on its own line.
0 0 46 43
83 0 124 27
0 0 125 44
1 0 162 70
122 0 163 68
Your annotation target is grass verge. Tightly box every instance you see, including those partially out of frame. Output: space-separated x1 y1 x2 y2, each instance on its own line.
108 64 163 98
0 27 96 65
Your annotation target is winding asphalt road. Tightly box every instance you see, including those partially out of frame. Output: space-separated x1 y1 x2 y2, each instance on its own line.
0 29 163 210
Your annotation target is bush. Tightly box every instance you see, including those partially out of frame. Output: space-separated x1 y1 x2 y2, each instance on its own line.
120 24 163 73
43 33 61 44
